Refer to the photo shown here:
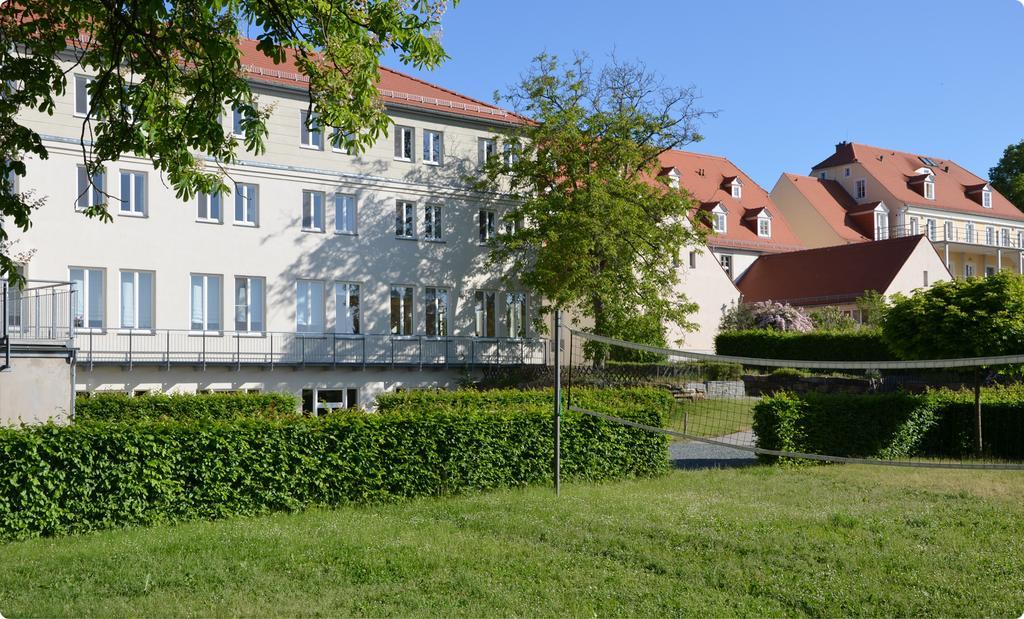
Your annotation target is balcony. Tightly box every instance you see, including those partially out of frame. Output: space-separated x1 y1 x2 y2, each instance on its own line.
889 222 1024 251
76 329 549 370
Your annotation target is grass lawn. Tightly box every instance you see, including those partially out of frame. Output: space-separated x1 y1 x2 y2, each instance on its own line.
666 397 757 439
3 465 1023 617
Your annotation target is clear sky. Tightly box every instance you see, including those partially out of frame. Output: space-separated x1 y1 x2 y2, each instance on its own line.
384 0 1024 190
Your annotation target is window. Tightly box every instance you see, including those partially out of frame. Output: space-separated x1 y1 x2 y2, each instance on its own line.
818 171 827 180
730 181 742 199
712 211 727 234
844 167 851 177
688 251 697 269
474 290 496 337
909 217 919 236
330 128 353 153
720 255 733 279
924 179 935 200
119 171 146 215
424 287 449 337
334 193 356 234
76 166 105 210
503 216 521 236
394 125 414 161
986 226 995 246
479 209 496 243
70 267 104 330
119 270 153 330
982 190 992 208
986 265 997 277
923 270 929 286
855 179 866 200
919 156 938 167
230 105 246 137
395 200 415 238
478 138 496 166
74 75 93 116
197 191 222 223
944 221 954 241
335 282 360 335
757 216 771 238
1018 231 1024 249
502 141 520 166
874 212 888 240
234 183 258 226
505 292 527 338
295 280 325 333
423 130 443 165
1002 229 1011 247
965 263 975 278
390 285 414 335
190 274 222 332
302 388 359 414
300 111 322 150
302 190 325 232
965 222 975 244
234 276 265 332
424 204 442 240
926 219 936 241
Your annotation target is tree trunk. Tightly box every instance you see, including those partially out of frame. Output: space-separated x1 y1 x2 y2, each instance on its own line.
974 369 984 456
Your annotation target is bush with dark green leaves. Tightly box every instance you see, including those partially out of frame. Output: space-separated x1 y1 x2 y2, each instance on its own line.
0 388 668 541
74 392 300 422
715 329 895 361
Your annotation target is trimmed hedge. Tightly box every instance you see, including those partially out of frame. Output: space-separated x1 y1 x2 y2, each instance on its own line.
74 392 300 422
753 387 1024 464
0 389 667 541
715 329 896 361
375 386 674 416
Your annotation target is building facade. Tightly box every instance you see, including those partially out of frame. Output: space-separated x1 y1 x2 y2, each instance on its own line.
7 41 547 410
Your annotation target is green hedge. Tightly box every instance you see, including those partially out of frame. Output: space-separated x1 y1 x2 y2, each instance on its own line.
0 390 667 541
753 387 1024 464
375 386 674 416
715 329 896 361
74 392 300 422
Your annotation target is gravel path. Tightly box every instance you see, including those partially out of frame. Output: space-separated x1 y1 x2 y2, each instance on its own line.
669 430 759 470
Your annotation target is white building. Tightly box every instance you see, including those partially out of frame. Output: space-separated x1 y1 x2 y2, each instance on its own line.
7 40 547 411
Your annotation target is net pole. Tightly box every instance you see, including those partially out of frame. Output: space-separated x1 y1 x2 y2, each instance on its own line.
553 310 561 496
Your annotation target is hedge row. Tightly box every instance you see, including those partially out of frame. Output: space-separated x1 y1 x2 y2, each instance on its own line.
0 390 667 541
752 387 1024 464
714 329 896 361
375 386 674 416
74 392 300 422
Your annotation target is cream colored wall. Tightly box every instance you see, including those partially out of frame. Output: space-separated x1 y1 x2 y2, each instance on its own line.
769 175 846 249
708 248 758 282
882 241 952 297
0 357 72 425
668 246 740 352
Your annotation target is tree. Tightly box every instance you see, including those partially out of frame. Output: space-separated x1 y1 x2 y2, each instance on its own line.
883 272 1024 454
475 53 712 349
990 140 1024 213
0 0 456 283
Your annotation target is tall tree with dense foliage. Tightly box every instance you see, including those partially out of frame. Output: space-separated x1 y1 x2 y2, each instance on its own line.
476 53 711 345
989 140 1024 213
0 0 456 282
883 272 1024 453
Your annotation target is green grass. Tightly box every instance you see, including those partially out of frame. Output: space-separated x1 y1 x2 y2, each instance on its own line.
3 465 1023 617
666 397 757 439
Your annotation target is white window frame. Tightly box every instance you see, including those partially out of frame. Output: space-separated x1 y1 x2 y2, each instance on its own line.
234 276 265 333
965 223 975 244
118 170 147 216
302 190 326 232
757 215 771 238
720 255 733 279
944 221 954 241
189 273 222 333
909 217 919 236
924 178 935 200
502 141 519 166
1001 229 1011 248
478 137 496 166
730 180 742 199
334 193 357 235
474 290 497 338
423 130 443 165
197 191 223 223
390 285 414 336
234 182 259 226
424 286 449 337
986 226 996 246
394 125 414 162
76 165 105 211
300 110 323 150
982 190 992 208
505 292 527 338
335 282 361 335
926 219 937 241
424 204 443 241
230 105 246 138
395 200 416 239
70 267 105 331
965 263 975 278
1018 231 1024 249
330 128 352 154
295 279 325 334
119 270 154 331
479 209 496 243
711 204 727 234
855 179 867 200
74 74 94 117
874 211 889 240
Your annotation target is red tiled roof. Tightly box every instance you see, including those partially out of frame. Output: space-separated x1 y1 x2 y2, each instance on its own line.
737 235 938 305
658 150 804 253
235 38 524 124
811 142 1024 222
780 173 873 244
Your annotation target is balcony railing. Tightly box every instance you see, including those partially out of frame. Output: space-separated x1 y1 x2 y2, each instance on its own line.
4 280 75 344
888 223 1024 250
77 329 549 369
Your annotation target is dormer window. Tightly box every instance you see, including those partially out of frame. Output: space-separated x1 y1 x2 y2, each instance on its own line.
660 166 680 189
873 203 890 240
982 190 992 208
924 178 935 200
710 203 728 233
910 167 935 201
731 179 742 199
757 214 771 238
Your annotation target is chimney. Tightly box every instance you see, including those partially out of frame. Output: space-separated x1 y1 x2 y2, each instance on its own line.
835 141 855 160
943 166 949 173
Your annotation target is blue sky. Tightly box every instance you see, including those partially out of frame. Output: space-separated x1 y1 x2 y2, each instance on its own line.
384 0 1024 190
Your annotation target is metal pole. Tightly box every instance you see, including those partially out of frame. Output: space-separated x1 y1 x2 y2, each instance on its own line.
554 310 562 496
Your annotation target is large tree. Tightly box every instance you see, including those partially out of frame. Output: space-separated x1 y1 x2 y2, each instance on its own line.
883 272 1024 454
0 0 456 283
990 140 1024 213
475 53 712 346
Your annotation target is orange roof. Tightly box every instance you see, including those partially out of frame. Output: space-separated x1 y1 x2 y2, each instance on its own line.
812 142 1024 222
780 173 873 244
737 235 940 306
658 150 804 253
235 38 523 125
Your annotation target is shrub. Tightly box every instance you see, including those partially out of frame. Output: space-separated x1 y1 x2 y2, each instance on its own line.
0 393 668 541
719 301 813 333
702 362 744 381
809 306 857 332
770 367 810 379
375 386 673 417
715 329 896 361
75 392 300 422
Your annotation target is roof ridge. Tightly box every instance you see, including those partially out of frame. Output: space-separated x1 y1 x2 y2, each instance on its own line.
377 65 505 113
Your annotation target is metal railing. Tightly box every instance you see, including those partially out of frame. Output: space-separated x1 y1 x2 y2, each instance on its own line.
887 223 1024 250
4 280 75 344
77 329 549 369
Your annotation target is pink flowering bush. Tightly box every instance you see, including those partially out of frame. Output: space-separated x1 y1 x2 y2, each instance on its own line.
720 300 814 333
